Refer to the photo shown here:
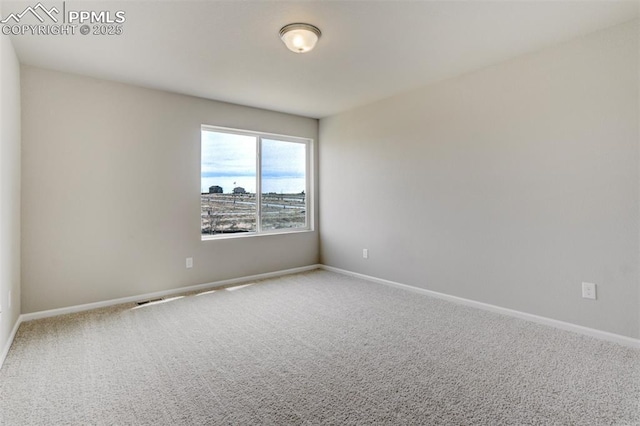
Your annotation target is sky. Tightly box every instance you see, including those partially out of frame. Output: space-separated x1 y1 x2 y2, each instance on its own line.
201 130 306 194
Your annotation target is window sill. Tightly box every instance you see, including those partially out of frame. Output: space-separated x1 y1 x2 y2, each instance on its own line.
201 228 313 241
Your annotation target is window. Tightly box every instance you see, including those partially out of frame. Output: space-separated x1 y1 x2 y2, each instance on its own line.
201 126 311 238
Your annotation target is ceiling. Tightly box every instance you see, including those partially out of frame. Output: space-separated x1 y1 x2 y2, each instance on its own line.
4 1 639 118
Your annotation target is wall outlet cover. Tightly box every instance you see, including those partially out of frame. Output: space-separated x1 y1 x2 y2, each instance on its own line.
582 282 596 300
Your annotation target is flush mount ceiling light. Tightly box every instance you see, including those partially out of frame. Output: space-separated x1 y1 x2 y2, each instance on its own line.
279 23 321 53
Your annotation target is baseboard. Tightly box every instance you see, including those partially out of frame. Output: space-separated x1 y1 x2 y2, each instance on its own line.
0 315 23 370
320 265 640 349
2 264 319 370
21 264 322 323
6 262 637 369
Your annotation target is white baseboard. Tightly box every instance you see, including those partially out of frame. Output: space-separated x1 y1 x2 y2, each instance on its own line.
0 315 23 370
3 262 636 371
1 264 320 370
21 264 322 323
321 265 640 349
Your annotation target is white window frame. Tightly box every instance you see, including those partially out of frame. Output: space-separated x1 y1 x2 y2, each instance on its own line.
201 124 313 240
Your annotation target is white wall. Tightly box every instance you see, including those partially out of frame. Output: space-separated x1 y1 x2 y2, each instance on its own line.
319 21 639 338
21 66 319 313
0 18 22 351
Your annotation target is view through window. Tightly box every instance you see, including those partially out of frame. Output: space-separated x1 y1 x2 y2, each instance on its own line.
201 127 310 237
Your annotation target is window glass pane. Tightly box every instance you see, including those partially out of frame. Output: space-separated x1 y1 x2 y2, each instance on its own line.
261 139 307 230
201 131 256 235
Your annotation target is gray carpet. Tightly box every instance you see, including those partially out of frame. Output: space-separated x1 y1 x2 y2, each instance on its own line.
0 270 638 425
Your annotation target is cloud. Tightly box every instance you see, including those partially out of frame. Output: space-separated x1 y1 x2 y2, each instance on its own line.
201 131 306 191
201 131 256 177
262 138 306 178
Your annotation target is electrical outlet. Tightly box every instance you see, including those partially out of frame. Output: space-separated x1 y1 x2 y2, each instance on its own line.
8 291 11 309
186 257 193 269
582 282 596 300
363 249 368 259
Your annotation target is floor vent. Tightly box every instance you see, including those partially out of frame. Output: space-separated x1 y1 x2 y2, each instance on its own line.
136 298 163 306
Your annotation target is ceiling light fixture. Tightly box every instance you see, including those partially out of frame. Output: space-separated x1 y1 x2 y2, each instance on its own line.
279 23 321 54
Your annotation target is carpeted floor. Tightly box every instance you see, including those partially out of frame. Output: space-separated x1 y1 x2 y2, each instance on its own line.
0 270 638 425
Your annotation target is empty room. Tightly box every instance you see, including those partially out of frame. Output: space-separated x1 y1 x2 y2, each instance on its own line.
0 0 639 424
